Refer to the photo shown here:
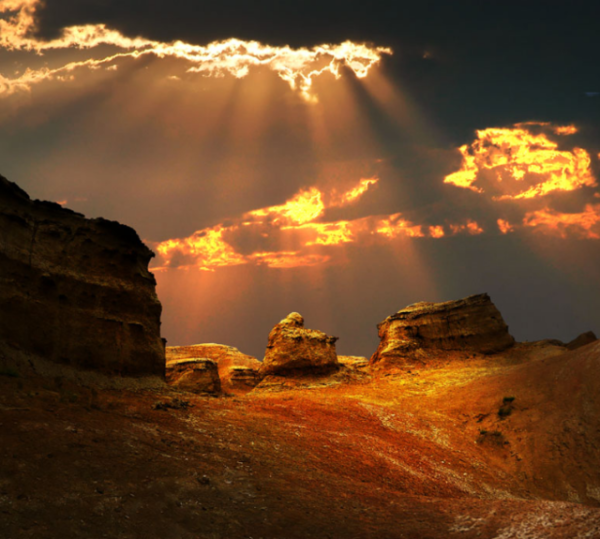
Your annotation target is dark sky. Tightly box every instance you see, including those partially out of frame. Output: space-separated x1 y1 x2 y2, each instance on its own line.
1 0 600 358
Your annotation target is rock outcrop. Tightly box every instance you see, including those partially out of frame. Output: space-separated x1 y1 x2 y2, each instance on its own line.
167 344 261 391
165 358 221 394
566 331 598 351
370 293 514 367
0 175 164 377
260 312 339 376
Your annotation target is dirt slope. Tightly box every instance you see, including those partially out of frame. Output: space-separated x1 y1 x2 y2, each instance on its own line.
2 341 600 538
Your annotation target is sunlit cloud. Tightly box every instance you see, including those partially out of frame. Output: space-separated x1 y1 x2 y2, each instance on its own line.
152 175 487 272
0 0 391 100
444 123 596 200
497 219 515 234
449 220 484 235
523 204 600 239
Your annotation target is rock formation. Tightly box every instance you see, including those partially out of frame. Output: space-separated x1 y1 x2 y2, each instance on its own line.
566 331 598 351
0 175 164 377
167 344 261 391
165 358 221 394
370 293 514 367
260 312 339 376
338 356 369 369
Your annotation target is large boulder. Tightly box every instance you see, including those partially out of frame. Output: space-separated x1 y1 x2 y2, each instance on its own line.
167 343 261 391
165 358 221 394
0 175 164 378
259 312 339 376
370 293 514 367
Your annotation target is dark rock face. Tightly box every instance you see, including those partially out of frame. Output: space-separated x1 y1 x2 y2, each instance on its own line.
0 175 164 377
167 344 261 392
259 312 339 376
566 331 598 351
370 294 515 367
166 358 221 394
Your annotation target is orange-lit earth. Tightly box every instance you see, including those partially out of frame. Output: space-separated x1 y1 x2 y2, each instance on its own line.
2 341 600 538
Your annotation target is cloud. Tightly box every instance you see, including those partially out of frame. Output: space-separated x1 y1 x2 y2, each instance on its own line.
443 122 596 200
150 176 495 272
0 0 391 100
522 204 600 239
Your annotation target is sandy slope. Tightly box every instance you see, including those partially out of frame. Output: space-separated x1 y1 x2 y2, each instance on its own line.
1 342 600 538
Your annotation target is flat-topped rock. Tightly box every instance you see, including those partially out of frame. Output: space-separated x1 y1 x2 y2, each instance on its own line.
166 358 221 394
259 313 339 376
370 294 515 367
167 343 260 391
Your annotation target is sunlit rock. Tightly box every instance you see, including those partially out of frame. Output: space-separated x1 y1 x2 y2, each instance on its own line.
167 343 260 391
0 175 164 378
338 356 369 369
260 312 339 376
370 293 515 367
166 358 221 394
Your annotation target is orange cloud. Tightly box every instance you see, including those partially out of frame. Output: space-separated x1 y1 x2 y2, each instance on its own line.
497 219 515 234
523 204 600 239
330 177 378 207
444 124 596 200
0 0 391 100
152 175 466 271
246 188 325 226
449 220 484 235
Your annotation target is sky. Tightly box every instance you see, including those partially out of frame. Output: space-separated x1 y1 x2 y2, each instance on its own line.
1 0 600 359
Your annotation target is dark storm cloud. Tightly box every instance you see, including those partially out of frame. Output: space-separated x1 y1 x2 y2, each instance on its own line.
32 1 600 136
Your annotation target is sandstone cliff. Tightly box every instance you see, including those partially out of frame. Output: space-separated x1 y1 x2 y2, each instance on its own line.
260 312 339 376
370 293 514 367
0 175 164 377
167 343 261 391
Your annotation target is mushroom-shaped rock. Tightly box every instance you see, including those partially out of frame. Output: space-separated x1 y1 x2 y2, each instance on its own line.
166 344 261 391
260 313 339 376
370 293 515 367
166 358 221 394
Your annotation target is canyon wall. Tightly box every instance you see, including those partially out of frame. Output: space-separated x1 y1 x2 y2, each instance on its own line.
0 175 165 377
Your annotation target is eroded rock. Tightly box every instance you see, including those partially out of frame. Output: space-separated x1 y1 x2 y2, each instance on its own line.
165 358 221 394
0 175 164 377
259 312 339 376
566 331 598 351
370 293 514 367
167 343 260 391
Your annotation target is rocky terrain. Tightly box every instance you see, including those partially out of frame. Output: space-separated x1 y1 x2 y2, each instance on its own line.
370 294 515 368
167 344 261 393
2 176 600 538
0 175 164 379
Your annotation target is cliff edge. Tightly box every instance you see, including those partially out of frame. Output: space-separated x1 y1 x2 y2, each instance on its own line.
0 175 165 377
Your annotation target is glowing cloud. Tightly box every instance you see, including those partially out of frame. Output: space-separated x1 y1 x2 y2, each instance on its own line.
444 124 596 200
246 188 325 226
152 176 463 272
0 0 391 100
497 219 515 234
523 204 600 239
331 177 378 207
449 220 484 235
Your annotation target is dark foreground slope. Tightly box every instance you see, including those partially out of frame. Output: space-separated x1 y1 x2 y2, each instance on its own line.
2 341 600 538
